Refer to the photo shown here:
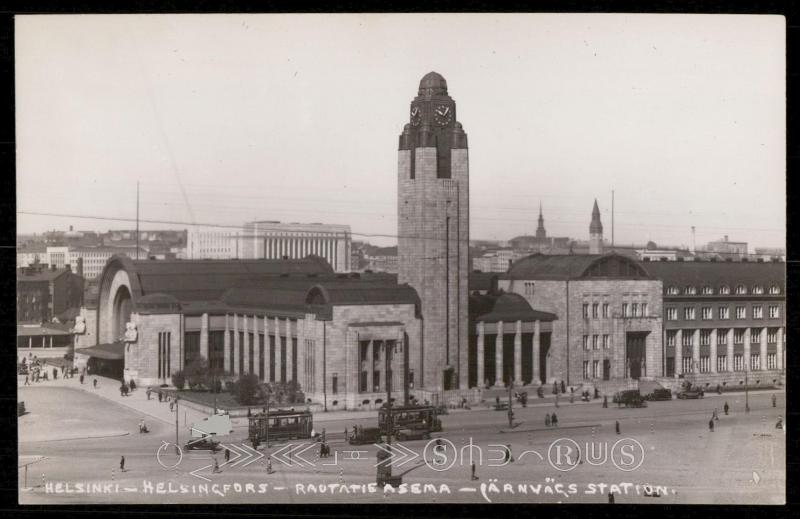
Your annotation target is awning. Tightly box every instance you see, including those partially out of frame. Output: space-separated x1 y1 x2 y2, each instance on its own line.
75 342 125 360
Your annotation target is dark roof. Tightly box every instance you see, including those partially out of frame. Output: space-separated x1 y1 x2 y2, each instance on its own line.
469 292 556 323
76 342 125 360
502 253 650 280
641 260 785 292
17 323 73 337
17 266 71 282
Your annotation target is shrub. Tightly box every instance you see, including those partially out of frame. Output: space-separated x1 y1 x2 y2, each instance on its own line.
172 370 186 390
235 374 261 405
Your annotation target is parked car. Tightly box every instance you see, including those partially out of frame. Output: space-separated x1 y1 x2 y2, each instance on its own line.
644 388 673 401
348 426 383 445
613 389 648 408
677 388 704 399
185 436 221 451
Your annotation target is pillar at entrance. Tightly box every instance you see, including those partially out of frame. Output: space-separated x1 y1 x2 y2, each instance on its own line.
367 339 374 392
726 328 734 372
776 327 784 371
253 315 261 379
532 320 541 386
233 314 240 375
691 329 700 373
744 327 751 371
223 314 231 373
274 317 282 382
265 316 272 382
513 320 522 386
285 318 294 383
242 316 250 375
760 328 768 371
477 322 485 389
674 329 683 375
494 321 504 387
200 313 209 360
710 329 717 373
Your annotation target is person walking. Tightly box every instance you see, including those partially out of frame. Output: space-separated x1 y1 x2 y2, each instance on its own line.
213 457 221 473
266 457 274 474
713 409 719 421
146 388 151 400
471 461 478 480
120 384 126 397
708 419 714 432
169 400 175 412
553 381 558 395
130 379 136 392
158 391 163 402
120 456 126 472
545 413 551 427
561 380 566 394
93 378 97 389
615 420 620 435
24 375 29 386
723 402 729 415
79 374 84 385
224 448 231 463
772 394 777 408
551 413 558 427
555 392 560 408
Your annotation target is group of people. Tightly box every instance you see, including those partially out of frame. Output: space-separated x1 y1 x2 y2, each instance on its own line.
544 412 559 427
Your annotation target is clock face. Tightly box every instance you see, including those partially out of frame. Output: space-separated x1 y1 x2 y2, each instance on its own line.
410 106 422 126
433 104 453 126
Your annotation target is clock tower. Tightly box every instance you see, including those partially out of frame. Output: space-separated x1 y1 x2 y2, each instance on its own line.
398 72 469 391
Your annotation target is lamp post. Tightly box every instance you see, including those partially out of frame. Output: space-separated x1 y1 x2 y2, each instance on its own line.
745 368 750 413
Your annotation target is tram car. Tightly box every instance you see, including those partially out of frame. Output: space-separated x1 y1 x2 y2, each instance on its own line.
248 408 314 443
378 404 442 436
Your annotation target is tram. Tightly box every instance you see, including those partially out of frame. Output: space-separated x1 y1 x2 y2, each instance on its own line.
248 408 314 443
378 404 442 435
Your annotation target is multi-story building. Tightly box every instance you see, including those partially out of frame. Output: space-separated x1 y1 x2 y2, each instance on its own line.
17 264 84 323
499 253 663 387
16 245 148 279
185 222 352 272
472 249 525 273
642 258 785 388
702 236 748 259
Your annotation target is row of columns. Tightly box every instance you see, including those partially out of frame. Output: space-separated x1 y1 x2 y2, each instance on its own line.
671 327 784 374
476 320 541 388
264 236 341 269
358 336 404 394
197 313 305 384
27 336 54 348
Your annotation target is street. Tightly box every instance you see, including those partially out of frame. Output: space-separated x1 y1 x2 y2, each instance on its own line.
19 382 785 504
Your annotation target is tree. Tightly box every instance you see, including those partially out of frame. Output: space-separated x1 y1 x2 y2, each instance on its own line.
235 374 261 405
172 370 186 390
185 357 211 390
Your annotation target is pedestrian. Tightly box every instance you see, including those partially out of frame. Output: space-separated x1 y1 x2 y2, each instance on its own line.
551 413 558 427
608 492 615 504
158 392 163 403
130 379 136 392
772 394 777 408
225 448 231 462
717 384 722 395
213 457 221 473
93 378 97 389
322 428 326 443
53 368 58 380
603 395 608 408
545 413 551 427
120 456 125 472
724 402 729 415
713 409 719 421
344 427 348 441
561 380 566 394
569 392 574 404
553 381 558 395
146 388 151 400
169 401 174 412
266 457 273 474
80 374 84 385
708 419 714 432
615 420 620 435
24 375 29 386
471 461 478 480
496 395 500 407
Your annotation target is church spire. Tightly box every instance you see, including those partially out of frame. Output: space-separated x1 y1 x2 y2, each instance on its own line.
589 198 604 254
535 201 546 239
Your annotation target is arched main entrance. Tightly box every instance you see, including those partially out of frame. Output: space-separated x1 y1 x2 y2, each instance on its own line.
112 285 132 342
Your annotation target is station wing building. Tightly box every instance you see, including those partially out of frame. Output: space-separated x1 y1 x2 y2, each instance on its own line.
78 255 423 409
642 259 786 389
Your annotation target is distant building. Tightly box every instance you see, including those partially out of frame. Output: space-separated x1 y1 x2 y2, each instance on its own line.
472 249 524 272
636 242 695 262
703 236 748 259
16 245 149 279
754 247 785 261
17 264 84 323
508 204 571 252
185 221 351 272
362 246 398 274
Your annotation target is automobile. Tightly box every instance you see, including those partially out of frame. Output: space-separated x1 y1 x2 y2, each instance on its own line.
613 390 648 408
493 402 509 411
348 426 383 445
644 388 673 401
185 436 221 451
395 426 431 442
677 388 704 399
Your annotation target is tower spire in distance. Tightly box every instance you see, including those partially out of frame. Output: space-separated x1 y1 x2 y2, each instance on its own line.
589 198 604 254
535 201 546 239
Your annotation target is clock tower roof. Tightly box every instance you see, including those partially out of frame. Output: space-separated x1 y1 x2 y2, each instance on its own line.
419 72 448 96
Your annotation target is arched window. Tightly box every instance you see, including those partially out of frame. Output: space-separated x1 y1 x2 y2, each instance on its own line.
702 286 713 295
684 286 697 295
769 284 780 295
752 285 764 295
666 286 679 295
719 285 730 295
735 284 747 295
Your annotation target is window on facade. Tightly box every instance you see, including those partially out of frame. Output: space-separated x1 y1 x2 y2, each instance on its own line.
592 303 599 319
682 357 693 374
750 353 760 370
733 329 745 344
750 328 761 344
700 330 711 346
718 307 730 320
717 330 728 345
733 354 744 372
592 360 600 378
582 335 589 351
701 307 712 320
769 285 780 295
583 361 590 380
666 330 676 347
699 356 710 373
682 332 694 347
582 304 589 319
602 303 609 318
409 370 415 389
768 305 780 319
767 353 777 370
632 303 639 317
622 303 630 317
602 334 610 349
592 335 599 350
702 286 713 295
735 306 746 319
767 328 778 344
717 355 727 372
666 308 677 321
719 285 730 295
684 307 695 320
684 286 696 295
735 284 747 295
752 305 763 319
667 286 679 295
752 285 764 295
641 303 648 316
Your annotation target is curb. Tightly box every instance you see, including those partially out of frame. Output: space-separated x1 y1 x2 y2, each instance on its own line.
20 431 130 444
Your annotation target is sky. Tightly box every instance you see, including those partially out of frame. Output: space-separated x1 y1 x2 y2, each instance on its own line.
16 13 786 250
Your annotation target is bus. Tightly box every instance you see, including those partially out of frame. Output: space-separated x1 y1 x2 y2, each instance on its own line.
248 408 314 443
378 404 442 436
